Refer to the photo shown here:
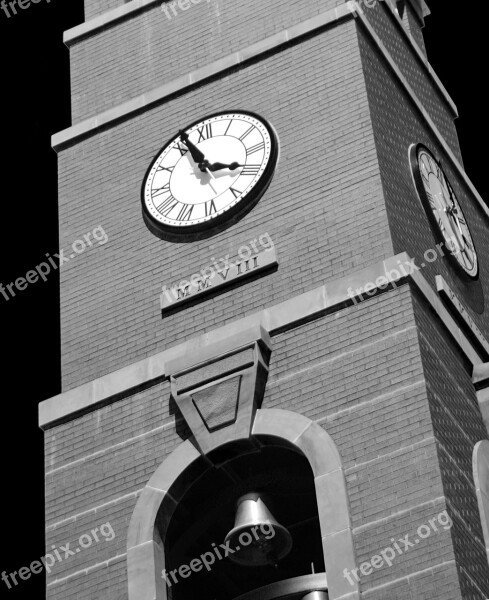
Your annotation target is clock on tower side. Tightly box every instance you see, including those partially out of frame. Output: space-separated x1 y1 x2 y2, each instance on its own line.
39 1 489 600
354 0 489 598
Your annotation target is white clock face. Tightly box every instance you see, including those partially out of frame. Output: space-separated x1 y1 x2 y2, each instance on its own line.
412 145 478 278
142 112 277 235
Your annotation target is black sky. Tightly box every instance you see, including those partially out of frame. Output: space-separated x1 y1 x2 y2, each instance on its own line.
0 1 487 597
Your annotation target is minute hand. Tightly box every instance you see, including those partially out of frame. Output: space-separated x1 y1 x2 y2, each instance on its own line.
179 130 206 165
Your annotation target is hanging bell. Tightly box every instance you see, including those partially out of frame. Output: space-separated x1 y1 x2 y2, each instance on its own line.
224 492 292 567
301 592 329 600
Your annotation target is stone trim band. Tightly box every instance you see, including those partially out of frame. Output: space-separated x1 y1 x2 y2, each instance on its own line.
54 2 456 144
52 4 487 221
38 252 489 430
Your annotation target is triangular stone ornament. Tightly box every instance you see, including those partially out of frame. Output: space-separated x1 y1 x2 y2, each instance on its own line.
166 324 272 454
192 375 241 432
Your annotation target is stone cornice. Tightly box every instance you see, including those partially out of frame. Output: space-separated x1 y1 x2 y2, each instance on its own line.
353 5 489 221
378 0 454 116
63 0 444 113
39 252 489 430
53 4 355 150
64 0 160 47
52 4 487 222
55 2 456 137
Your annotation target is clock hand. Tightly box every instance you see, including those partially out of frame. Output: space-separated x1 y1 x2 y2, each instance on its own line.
193 161 219 192
205 170 218 194
443 180 467 243
207 161 241 172
178 130 207 169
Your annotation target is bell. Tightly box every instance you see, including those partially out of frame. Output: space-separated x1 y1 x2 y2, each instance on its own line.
301 592 329 600
224 493 292 567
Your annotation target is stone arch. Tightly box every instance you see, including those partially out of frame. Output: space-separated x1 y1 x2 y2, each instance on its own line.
126 408 359 600
473 440 489 565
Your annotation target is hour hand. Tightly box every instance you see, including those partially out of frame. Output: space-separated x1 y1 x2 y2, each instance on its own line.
178 130 205 165
208 161 241 172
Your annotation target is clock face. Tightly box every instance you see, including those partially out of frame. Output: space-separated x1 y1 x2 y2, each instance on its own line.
142 111 277 239
410 144 478 279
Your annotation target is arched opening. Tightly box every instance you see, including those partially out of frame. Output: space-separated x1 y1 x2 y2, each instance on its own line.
160 437 325 599
127 409 358 600
473 440 489 565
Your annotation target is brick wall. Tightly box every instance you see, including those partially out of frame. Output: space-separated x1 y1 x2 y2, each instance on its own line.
48 1 489 598
413 288 489 597
359 17 489 598
400 0 428 55
359 24 489 336
58 22 394 391
70 0 345 122
45 286 465 598
84 0 122 21
361 2 461 163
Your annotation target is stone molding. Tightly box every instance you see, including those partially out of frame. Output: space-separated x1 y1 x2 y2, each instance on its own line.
39 252 489 430
125 408 360 600
473 440 489 566
352 5 489 222
54 5 355 148
53 1 460 154
167 324 272 454
52 3 489 223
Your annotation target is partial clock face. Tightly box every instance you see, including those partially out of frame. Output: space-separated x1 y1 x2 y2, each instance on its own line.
410 144 478 279
142 111 277 239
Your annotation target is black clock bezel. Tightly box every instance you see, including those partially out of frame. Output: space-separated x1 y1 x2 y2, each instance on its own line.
409 142 479 281
141 110 279 242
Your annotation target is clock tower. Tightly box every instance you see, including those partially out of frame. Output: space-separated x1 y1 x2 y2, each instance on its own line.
40 0 489 599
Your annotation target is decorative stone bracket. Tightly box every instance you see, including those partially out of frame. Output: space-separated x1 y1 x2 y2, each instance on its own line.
166 324 272 454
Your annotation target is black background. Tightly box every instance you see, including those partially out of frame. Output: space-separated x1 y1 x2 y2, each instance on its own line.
0 1 487 597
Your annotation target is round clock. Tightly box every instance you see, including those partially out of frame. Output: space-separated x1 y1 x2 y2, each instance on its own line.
409 143 478 279
142 111 278 240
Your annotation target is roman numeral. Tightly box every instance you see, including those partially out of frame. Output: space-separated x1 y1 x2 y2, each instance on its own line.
240 125 254 141
425 189 436 208
157 164 174 173
230 188 241 199
205 199 217 216
177 203 194 221
197 123 213 142
434 161 442 180
246 142 265 156
176 143 188 156
461 246 474 269
420 156 432 177
156 195 178 216
152 183 171 198
240 164 261 176
224 119 233 136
